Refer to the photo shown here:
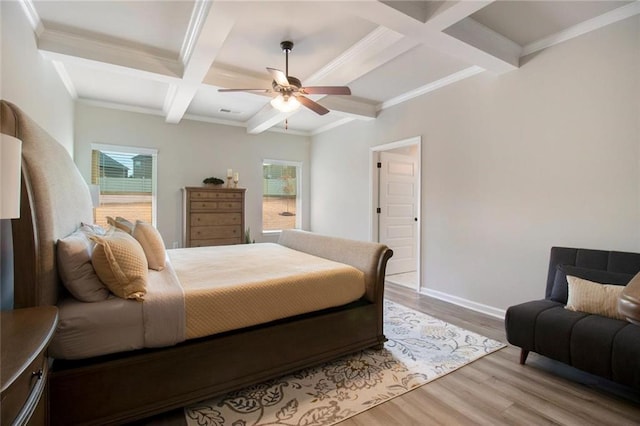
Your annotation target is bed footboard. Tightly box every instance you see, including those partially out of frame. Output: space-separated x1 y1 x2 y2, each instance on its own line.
277 229 393 304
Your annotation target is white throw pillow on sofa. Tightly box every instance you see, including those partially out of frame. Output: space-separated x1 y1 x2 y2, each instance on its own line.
565 275 625 320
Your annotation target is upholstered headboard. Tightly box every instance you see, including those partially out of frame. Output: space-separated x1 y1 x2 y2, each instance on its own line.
1 100 93 307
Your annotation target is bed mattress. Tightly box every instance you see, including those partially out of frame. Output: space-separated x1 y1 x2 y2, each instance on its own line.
49 243 365 360
170 243 366 339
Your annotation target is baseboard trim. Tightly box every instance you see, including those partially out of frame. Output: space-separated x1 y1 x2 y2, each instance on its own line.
419 288 506 319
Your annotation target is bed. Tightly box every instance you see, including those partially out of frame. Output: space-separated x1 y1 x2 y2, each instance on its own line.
1 100 393 425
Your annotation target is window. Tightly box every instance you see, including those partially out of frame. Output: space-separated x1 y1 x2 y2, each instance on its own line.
263 160 301 232
91 144 157 228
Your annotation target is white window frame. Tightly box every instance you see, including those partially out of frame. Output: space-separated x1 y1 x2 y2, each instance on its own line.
262 159 302 234
91 143 158 226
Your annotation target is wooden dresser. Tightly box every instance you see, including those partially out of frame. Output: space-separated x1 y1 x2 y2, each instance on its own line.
1 306 58 426
183 186 246 247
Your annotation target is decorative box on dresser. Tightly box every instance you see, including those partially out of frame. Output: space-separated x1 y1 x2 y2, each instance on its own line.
1 306 58 426
183 186 246 247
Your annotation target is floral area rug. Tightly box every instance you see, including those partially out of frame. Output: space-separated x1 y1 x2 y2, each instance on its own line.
185 300 506 426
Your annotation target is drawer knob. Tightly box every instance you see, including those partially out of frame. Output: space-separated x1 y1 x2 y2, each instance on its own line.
32 369 43 380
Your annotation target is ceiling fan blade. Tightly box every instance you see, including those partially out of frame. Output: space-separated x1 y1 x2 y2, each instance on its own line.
297 95 329 116
218 88 271 93
301 86 351 95
267 67 290 87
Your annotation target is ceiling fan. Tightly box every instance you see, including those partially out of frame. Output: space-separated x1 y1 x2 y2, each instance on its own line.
218 41 351 116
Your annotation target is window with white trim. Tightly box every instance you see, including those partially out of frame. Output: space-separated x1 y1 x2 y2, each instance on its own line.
262 160 301 232
91 144 158 227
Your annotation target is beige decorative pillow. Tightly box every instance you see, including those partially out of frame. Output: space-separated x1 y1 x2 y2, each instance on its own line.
566 275 625 320
132 220 166 271
90 230 148 301
57 229 110 302
106 216 134 234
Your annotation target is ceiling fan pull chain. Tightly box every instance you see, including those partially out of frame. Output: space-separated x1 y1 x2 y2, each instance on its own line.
285 118 288 130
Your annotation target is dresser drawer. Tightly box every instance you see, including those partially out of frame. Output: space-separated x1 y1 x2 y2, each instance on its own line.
190 191 243 200
190 201 219 211
191 225 241 240
190 237 242 247
191 213 241 227
1 352 46 425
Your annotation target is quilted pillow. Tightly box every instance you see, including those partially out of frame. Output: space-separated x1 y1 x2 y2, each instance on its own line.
90 230 148 301
550 264 631 304
566 275 626 320
57 229 110 302
132 220 166 271
106 216 134 234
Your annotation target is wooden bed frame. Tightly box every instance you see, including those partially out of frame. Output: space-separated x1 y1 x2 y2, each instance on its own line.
1 100 393 425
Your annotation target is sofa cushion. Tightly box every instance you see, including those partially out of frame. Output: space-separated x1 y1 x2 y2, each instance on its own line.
611 324 640 389
565 276 626 320
505 300 561 351
550 264 632 304
534 306 588 364
570 315 628 379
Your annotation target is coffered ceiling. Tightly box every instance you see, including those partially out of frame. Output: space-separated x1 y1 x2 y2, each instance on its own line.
20 0 640 135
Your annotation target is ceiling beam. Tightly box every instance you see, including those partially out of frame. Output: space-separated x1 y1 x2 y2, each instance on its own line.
246 104 295 135
423 0 495 31
303 26 415 86
342 0 518 74
163 1 235 124
202 64 272 94
319 97 376 120
37 26 183 78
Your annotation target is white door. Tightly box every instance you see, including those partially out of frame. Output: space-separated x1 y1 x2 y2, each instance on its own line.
379 151 418 276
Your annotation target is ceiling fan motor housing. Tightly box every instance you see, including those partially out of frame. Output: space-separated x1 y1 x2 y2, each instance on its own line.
280 40 294 53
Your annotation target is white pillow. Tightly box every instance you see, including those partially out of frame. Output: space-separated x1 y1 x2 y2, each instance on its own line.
57 229 110 302
566 275 625 320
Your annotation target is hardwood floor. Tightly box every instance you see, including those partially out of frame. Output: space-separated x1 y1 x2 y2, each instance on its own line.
137 283 640 425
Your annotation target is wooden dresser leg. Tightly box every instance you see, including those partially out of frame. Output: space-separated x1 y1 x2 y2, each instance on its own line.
519 349 529 365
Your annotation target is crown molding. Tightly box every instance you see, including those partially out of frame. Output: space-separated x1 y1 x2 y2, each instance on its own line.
18 0 44 36
522 0 640 57
51 60 77 99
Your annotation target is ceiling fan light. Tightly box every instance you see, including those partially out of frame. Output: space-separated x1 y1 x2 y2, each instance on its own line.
270 95 300 113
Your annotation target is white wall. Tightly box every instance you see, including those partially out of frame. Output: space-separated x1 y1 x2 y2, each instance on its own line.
1 1 75 310
74 103 311 248
0 1 74 153
311 16 640 314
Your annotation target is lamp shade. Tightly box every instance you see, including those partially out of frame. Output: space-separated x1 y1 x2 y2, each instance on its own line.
270 95 300 113
1 134 22 219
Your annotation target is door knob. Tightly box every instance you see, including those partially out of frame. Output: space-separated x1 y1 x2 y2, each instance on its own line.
414 218 418 222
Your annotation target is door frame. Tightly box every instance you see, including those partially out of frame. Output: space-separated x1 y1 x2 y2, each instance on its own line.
370 136 421 290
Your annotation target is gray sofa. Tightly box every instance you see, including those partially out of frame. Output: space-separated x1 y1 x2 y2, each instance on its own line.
505 247 640 390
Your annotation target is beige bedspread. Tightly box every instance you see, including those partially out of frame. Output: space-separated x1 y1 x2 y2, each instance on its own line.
167 243 365 339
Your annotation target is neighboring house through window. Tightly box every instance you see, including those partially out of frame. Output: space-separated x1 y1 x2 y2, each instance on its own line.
263 159 301 232
91 144 158 228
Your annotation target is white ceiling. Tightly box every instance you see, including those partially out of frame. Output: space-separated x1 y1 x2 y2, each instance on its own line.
22 0 640 135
